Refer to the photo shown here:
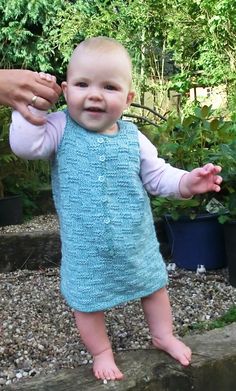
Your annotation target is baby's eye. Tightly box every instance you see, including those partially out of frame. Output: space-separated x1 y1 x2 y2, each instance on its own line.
76 82 88 88
104 84 117 91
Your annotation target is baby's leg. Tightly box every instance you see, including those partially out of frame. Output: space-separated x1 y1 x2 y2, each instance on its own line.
74 310 123 380
141 288 191 366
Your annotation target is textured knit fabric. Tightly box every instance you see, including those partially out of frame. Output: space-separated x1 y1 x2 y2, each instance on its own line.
52 112 168 312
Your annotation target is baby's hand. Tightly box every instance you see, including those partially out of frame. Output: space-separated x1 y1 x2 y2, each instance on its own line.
30 72 59 111
179 163 222 198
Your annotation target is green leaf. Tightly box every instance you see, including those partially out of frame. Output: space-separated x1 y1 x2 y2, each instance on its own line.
210 118 220 132
202 105 211 118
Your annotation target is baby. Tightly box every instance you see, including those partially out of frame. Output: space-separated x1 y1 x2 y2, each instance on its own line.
10 36 222 381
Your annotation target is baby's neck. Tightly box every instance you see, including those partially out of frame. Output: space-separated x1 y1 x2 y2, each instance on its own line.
100 123 118 135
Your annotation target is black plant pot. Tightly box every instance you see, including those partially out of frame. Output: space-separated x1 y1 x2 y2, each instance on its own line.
164 213 227 271
0 195 23 226
223 222 236 287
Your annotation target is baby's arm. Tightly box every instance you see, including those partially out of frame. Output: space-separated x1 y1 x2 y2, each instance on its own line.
10 109 66 160
139 132 187 198
139 132 222 198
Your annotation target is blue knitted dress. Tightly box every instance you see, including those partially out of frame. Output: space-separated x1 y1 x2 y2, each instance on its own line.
51 112 168 312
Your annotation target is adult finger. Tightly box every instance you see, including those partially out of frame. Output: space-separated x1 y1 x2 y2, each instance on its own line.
30 96 53 111
34 82 61 105
16 103 46 126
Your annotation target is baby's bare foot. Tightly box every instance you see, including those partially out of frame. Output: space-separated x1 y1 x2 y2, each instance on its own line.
93 348 124 380
152 335 192 366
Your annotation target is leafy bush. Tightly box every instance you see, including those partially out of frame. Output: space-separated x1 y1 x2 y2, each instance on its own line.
0 0 66 81
149 105 236 220
0 106 51 218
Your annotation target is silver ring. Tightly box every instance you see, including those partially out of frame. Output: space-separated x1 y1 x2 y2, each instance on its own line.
31 95 38 106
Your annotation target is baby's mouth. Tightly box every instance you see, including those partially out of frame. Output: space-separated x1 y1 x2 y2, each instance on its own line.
85 107 105 112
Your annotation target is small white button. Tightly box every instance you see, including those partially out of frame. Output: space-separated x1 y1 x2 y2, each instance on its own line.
102 196 108 203
99 155 106 162
97 138 104 144
104 218 110 224
98 175 105 182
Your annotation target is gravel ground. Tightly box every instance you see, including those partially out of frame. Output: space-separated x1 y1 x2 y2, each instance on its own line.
0 215 236 388
0 214 59 234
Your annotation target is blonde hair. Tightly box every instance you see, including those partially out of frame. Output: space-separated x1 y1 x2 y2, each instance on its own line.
78 36 131 58
68 36 132 80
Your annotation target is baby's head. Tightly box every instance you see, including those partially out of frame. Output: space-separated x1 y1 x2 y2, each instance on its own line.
62 36 135 134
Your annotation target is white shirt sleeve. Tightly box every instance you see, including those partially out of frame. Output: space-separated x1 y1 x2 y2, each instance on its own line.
138 131 187 198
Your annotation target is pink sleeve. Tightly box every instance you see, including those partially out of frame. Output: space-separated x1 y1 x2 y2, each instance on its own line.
10 108 66 160
138 131 187 198
10 113 186 198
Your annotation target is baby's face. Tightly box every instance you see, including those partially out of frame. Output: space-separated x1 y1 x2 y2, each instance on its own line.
62 48 134 134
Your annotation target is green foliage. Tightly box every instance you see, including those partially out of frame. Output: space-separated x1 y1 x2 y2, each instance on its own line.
1 0 236 103
152 105 235 170
152 197 205 221
149 105 236 220
212 141 236 223
166 0 236 91
0 0 66 80
188 305 236 334
0 106 19 198
0 106 51 216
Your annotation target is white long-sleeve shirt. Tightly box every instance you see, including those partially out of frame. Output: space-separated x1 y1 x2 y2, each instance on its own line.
10 108 187 198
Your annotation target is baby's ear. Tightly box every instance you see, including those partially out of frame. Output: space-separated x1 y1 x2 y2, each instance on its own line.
126 91 135 108
61 81 68 102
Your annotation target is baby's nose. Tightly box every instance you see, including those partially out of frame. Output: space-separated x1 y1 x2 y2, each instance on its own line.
88 87 102 100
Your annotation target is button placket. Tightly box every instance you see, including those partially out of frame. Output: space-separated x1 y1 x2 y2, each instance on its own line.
99 155 106 162
96 136 111 229
98 175 105 182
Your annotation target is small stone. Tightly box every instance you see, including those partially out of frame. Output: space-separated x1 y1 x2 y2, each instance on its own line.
0 378 6 385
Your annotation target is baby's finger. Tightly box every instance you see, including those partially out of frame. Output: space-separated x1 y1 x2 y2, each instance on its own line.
215 176 223 185
38 72 56 83
203 163 215 172
38 72 48 81
213 184 221 192
214 165 222 174
202 163 222 175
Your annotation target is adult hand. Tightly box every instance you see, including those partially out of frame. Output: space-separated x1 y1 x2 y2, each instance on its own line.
0 69 62 125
